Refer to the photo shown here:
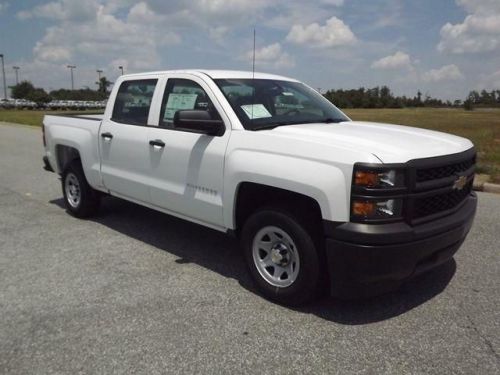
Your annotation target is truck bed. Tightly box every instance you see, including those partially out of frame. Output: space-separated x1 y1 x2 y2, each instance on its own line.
43 114 103 188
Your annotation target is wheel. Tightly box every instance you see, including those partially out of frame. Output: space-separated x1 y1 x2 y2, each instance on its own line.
241 208 322 306
62 160 100 218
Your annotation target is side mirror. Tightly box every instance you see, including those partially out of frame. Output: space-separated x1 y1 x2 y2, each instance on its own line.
173 110 225 136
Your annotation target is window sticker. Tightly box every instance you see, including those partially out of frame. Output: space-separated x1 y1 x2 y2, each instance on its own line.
164 93 198 120
241 104 272 119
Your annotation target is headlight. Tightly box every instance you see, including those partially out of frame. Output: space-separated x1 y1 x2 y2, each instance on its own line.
351 198 403 220
354 169 405 188
351 165 407 222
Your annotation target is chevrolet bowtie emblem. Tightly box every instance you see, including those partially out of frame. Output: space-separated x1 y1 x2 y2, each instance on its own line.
453 175 467 190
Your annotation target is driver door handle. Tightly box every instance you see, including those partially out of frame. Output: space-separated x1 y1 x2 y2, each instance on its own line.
101 132 113 140
149 139 165 148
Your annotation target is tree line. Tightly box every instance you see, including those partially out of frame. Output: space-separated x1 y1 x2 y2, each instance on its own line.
7 79 500 110
9 77 112 105
323 86 500 110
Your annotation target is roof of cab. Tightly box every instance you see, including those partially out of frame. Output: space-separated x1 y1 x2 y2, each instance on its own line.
120 69 298 82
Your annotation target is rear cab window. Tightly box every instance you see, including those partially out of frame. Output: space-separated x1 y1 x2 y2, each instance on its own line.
112 79 158 125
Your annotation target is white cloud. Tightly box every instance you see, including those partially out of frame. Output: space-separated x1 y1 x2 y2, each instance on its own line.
197 0 268 15
142 0 268 28
373 0 404 29
209 26 229 44
438 0 500 54
0 2 8 14
33 44 72 63
286 16 357 48
422 64 464 82
371 51 413 70
478 69 500 89
17 0 99 21
320 0 344 5
456 0 500 14
245 43 295 68
22 1 180 74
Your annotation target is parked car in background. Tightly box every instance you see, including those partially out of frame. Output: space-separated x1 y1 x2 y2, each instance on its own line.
1 98 107 111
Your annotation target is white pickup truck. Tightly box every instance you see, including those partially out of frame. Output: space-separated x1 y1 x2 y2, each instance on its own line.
43 70 477 305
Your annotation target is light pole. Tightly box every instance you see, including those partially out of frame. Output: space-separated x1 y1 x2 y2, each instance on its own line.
96 69 103 90
67 65 76 90
118 66 124 75
0 54 7 100
13 66 20 85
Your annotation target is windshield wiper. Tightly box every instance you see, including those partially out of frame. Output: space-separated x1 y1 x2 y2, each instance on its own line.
250 121 306 131
319 118 345 123
250 118 346 131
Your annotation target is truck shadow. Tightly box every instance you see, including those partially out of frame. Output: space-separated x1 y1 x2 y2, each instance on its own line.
51 196 456 325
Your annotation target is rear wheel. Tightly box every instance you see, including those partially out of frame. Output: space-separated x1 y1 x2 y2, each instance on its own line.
241 208 322 306
62 161 100 218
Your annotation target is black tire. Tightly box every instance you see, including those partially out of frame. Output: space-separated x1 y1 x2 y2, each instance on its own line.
241 208 323 306
61 160 100 218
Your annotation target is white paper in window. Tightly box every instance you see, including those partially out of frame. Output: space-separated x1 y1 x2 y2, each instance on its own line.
241 104 272 119
164 93 198 120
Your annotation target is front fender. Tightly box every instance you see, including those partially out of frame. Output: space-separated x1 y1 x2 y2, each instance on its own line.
223 149 351 228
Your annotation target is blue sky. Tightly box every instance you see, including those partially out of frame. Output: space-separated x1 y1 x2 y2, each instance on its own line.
1 0 499 100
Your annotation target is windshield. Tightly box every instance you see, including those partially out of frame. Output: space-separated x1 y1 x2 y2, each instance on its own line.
214 79 350 130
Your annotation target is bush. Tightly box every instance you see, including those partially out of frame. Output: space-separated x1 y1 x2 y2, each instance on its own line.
463 99 474 111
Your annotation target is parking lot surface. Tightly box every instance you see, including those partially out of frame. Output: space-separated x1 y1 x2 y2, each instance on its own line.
0 122 499 374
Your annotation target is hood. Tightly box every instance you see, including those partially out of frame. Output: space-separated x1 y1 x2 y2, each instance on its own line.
268 121 473 163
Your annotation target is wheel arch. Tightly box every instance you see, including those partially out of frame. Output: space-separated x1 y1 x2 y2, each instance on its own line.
232 182 325 238
55 144 81 173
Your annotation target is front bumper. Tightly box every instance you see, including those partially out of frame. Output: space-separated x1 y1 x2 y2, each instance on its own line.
324 192 477 298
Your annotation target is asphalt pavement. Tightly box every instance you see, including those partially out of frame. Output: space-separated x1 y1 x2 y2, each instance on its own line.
0 122 499 374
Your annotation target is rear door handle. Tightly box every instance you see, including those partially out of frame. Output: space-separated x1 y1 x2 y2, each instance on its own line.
149 139 165 148
101 132 113 140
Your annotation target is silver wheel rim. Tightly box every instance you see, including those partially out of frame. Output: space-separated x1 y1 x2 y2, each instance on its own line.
252 226 300 288
65 173 81 208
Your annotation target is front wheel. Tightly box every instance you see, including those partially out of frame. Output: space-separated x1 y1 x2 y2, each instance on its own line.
241 209 323 306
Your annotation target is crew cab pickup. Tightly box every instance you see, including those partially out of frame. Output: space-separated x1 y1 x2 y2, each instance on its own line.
42 70 477 305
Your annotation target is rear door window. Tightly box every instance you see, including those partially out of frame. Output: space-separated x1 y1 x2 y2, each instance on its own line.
112 79 158 125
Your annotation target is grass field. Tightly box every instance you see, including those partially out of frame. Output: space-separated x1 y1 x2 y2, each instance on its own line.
1 107 499 182
344 108 500 182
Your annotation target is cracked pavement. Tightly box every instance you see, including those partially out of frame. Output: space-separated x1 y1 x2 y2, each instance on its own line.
0 122 499 374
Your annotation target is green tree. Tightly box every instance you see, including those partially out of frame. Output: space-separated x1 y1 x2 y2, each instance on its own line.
463 99 474 111
96 76 112 94
468 90 480 104
27 88 52 106
416 91 423 107
380 86 392 107
11 81 35 99
50 88 108 101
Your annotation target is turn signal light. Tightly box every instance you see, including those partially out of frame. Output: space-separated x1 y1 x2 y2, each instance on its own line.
351 198 403 220
354 171 379 187
352 201 376 216
354 168 404 188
